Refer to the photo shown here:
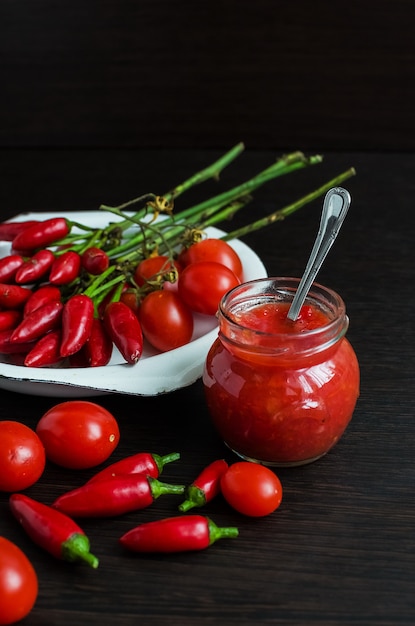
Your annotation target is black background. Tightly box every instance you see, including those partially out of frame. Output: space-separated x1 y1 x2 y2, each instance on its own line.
1 0 414 152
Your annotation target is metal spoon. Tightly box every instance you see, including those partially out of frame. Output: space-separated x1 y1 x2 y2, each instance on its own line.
286 186 351 321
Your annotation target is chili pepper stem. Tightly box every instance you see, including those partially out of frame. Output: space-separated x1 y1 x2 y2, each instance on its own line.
61 533 99 568
154 452 181 473
178 486 206 512
207 518 239 545
149 477 185 499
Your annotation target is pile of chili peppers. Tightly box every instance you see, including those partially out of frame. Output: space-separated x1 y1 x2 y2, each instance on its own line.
0 144 356 368
8 454 240 559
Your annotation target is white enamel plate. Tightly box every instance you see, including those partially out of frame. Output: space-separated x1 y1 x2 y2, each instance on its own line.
0 212 267 397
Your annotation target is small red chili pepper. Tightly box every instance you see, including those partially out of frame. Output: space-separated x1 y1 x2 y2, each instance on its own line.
23 285 62 317
14 249 55 284
60 294 94 357
103 300 143 364
52 474 185 518
49 250 81 285
24 330 63 367
0 329 35 354
87 451 181 484
82 317 113 367
0 220 40 242
0 283 32 309
0 254 25 283
178 459 229 512
0 309 22 331
119 515 239 553
12 217 70 252
81 247 110 275
10 300 63 344
9 493 99 568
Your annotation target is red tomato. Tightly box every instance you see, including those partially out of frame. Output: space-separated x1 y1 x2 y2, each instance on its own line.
139 290 194 352
0 537 38 625
178 238 243 280
178 261 240 316
134 255 181 287
220 462 283 517
0 421 45 492
120 289 141 317
36 401 120 470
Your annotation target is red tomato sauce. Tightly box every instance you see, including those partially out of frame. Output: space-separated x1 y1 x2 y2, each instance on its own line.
203 301 360 466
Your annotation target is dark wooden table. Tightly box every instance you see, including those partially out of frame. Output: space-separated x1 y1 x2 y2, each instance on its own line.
0 149 414 625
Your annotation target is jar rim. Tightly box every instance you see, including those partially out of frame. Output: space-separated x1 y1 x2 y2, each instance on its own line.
218 276 347 343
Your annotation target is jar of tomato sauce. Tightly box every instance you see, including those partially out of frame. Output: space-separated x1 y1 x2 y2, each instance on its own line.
203 277 360 466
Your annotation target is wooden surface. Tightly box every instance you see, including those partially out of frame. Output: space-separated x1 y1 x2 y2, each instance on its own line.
1 0 415 151
0 148 414 625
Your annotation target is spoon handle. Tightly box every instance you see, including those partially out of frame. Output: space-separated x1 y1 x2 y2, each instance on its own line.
287 187 351 321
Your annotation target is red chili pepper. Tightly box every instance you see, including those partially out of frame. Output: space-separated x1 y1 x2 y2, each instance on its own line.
9 493 99 568
0 220 40 242
12 217 70 252
82 317 113 367
0 328 34 354
14 249 55 284
103 300 143 364
0 329 35 354
81 247 110 275
178 459 229 512
0 283 32 309
10 300 63 344
0 309 22 331
60 294 94 357
119 515 239 553
87 451 181 484
23 285 62 317
52 474 185 518
0 254 25 283
24 330 63 367
49 250 81 285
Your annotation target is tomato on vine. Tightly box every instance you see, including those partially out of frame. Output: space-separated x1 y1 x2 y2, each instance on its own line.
134 255 181 287
36 401 120 470
220 462 283 517
0 537 38 625
0 421 46 492
139 290 194 352
178 261 240 316
178 238 243 280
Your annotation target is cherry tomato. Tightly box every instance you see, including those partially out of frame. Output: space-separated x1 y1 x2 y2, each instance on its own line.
0 421 45 492
178 238 243 280
178 261 240 316
134 255 181 287
120 288 141 317
139 290 194 352
36 401 120 470
0 537 38 625
220 462 283 517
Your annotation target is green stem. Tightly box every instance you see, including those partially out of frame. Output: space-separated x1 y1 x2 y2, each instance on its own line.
221 167 356 241
207 518 239 546
149 477 186 499
100 152 323 261
61 533 99 568
98 143 245 224
163 141 245 202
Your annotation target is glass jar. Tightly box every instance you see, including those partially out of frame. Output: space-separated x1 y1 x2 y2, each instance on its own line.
203 277 360 467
